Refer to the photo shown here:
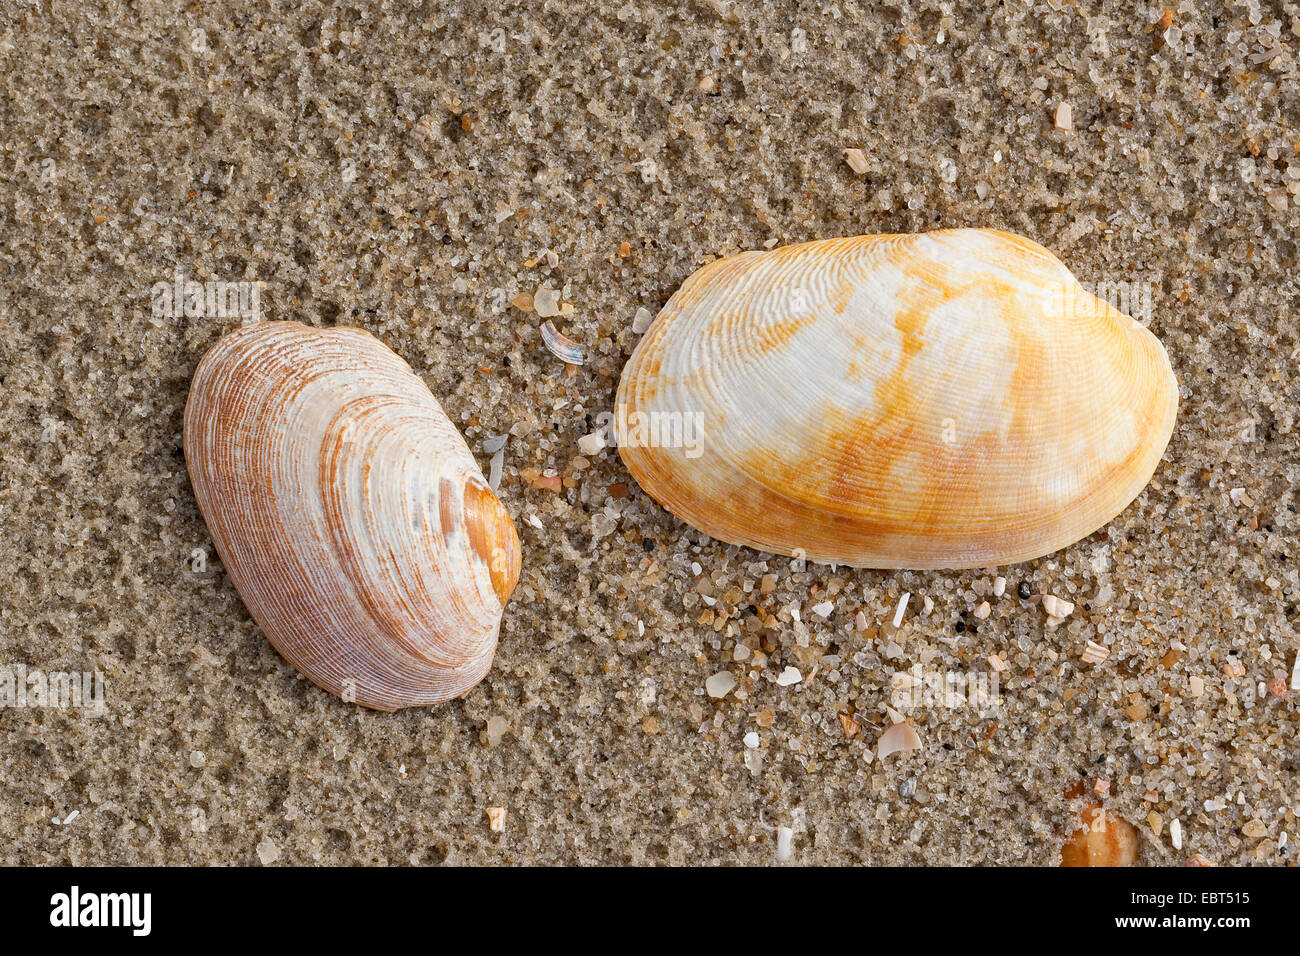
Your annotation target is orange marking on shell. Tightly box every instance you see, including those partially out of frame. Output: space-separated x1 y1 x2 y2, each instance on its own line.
184 322 521 710
615 229 1178 569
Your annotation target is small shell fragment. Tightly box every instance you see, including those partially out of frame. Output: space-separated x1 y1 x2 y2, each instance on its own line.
540 320 585 365
774 826 794 862
1041 594 1075 618
842 147 869 175
488 449 504 491
892 593 911 628
775 666 802 686
1080 640 1110 664
577 431 606 456
486 806 507 832
1060 807 1138 867
876 721 922 759
1054 101 1073 130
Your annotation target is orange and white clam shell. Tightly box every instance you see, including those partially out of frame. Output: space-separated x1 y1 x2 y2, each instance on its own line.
615 229 1178 569
184 322 521 710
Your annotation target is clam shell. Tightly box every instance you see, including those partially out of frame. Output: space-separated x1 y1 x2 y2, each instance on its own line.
184 321 521 710
615 229 1178 569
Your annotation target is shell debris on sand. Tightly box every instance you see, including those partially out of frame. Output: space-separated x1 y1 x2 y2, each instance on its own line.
540 320 585 365
1060 807 1139 866
184 322 522 711
614 229 1178 569
876 721 922 759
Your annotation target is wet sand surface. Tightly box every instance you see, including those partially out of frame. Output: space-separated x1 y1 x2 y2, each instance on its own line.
1 1 1297 864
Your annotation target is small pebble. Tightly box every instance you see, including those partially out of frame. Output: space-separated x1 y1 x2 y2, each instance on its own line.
256 838 281 865
898 776 917 798
533 286 561 317
1017 581 1031 600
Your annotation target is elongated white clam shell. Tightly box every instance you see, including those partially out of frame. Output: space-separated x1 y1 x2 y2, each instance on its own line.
184 322 521 710
616 229 1178 569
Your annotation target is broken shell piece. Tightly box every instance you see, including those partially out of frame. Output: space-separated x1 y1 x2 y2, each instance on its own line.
1060 806 1138 867
775 666 803 686
892 593 911 628
1080 640 1110 664
1042 594 1075 618
184 322 522 711
540 320 585 365
876 721 922 759
615 229 1178 569
774 826 794 862
488 449 504 491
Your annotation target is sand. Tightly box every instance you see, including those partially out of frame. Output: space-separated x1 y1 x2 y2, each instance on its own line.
1 1 1297 865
